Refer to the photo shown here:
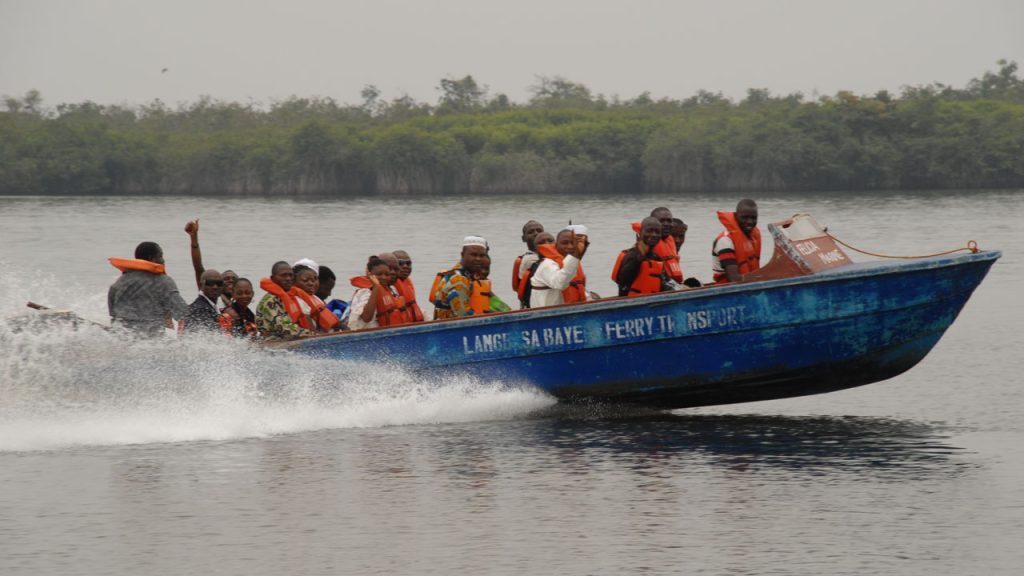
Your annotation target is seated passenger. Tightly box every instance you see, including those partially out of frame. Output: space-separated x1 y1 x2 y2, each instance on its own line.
291 261 340 332
670 218 687 252
512 220 545 299
183 269 224 334
256 261 317 340
348 255 408 330
431 236 502 319
671 218 703 288
646 207 684 284
316 265 349 321
392 250 425 323
183 219 236 308
613 217 672 297
479 254 511 313
528 227 589 308
218 277 258 339
516 232 554 308
713 199 761 284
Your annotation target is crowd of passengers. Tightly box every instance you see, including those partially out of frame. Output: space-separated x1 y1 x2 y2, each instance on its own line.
106 200 762 340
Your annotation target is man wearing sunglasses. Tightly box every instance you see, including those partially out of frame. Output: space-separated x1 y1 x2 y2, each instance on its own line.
183 269 225 333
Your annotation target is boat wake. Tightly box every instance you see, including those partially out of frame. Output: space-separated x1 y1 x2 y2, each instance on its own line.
0 312 554 453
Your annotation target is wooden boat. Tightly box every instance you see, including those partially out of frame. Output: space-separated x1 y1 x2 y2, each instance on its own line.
245 215 1000 408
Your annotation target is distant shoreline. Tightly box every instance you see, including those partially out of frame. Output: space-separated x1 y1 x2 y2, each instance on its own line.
3 63 1023 196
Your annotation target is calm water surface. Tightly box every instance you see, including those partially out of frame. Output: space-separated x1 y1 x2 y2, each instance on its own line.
1 190 1022 575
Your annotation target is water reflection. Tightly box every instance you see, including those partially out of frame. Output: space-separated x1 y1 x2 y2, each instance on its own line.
516 409 970 481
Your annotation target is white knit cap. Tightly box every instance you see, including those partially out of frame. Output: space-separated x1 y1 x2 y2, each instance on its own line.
462 235 488 249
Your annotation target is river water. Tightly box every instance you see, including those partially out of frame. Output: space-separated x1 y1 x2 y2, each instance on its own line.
1 190 1022 575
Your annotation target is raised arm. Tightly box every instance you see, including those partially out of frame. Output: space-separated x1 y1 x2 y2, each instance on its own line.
184 219 205 290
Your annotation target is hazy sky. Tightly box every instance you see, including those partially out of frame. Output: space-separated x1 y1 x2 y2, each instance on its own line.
1 0 1021 108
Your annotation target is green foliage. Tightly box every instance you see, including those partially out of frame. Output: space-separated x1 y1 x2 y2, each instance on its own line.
1 61 1023 195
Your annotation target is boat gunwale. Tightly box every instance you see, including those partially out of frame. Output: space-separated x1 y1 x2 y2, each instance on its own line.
272 249 1001 349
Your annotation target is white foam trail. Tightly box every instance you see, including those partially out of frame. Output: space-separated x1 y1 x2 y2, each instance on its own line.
0 274 555 452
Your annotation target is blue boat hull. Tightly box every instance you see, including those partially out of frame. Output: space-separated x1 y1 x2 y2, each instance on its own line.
285 251 999 409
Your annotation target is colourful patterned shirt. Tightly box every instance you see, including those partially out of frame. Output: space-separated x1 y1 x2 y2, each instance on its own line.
256 293 315 339
434 269 475 320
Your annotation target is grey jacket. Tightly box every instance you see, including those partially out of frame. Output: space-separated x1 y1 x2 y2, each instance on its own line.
108 270 188 334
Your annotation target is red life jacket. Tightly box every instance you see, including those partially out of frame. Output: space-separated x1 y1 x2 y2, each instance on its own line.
713 211 762 283
630 222 682 283
290 287 339 331
530 244 587 304
394 277 425 323
260 277 309 329
611 250 664 296
350 277 408 327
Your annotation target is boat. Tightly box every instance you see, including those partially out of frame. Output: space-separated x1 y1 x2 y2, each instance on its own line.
271 214 999 408
216 215 1001 408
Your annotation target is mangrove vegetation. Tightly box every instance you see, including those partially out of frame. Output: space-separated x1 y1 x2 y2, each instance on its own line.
2 61 1023 196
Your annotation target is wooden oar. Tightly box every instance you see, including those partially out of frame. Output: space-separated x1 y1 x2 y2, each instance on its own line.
25 301 110 330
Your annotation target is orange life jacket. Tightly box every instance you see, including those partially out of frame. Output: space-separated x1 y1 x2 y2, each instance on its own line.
259 277 309 329
512 255 523 292
470 278 494 315
630 222 682 283
713 211 762 283
528 244 587 304
611 250 664 296
291 287 339 331
109 257 166 275
350 277 408 327
394 277 425 323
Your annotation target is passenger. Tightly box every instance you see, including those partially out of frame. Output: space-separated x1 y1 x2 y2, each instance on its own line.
512 220 545 297
256 261 316 339
108 241 189 337
220 270 238 308
393 250 425 323
317 265 349 321
478 254 511 313
184 219 236 308
671 218 703 288
183 268 224 334
612 217 672 297
647 207 684 284
516 232 554 307
217 277 258 339
713 199 762 283
431 236 500 319
315 265 336 302
528 227 589 308
348 255 407 330
291 261 340 332
670 218 687 252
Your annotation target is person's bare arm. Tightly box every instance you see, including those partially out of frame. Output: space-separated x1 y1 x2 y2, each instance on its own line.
184 219 204 290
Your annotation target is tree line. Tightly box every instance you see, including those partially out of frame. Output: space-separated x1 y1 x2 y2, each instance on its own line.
2 60 1023 196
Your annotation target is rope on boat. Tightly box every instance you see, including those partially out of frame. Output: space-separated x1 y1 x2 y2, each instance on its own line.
827 235 979 259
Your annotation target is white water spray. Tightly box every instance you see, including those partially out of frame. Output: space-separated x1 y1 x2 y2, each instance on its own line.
0 267 554 452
